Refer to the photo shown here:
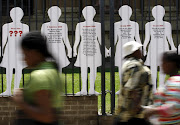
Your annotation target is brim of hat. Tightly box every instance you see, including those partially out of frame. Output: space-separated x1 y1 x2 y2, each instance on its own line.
123 44 142 57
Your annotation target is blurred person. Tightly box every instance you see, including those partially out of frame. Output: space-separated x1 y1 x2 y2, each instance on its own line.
144 51 180 125
12 31 63 125
113 41 153 125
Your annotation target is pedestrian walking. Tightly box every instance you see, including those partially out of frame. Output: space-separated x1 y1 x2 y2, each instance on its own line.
144 51 180 125
113 41 153 125
13 31 63 125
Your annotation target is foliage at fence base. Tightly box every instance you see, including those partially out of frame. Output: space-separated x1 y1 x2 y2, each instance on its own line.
0 96 100 125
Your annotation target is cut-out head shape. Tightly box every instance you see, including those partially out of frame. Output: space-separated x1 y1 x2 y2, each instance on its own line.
82 6 96 21
119 5 132 20
10 7 24 22
152 5 165 20
48 6 61 22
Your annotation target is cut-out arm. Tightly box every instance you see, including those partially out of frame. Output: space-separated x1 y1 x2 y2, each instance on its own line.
63 24 72 58
166 23 176 51
2 24 8 55
73 24 80 57
143 23 151 56
135 23 141 44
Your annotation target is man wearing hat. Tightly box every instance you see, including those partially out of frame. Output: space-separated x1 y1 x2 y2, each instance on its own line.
114 41 153 125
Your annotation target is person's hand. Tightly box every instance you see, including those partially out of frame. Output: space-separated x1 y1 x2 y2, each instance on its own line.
13 88 24 105
144 108 157 119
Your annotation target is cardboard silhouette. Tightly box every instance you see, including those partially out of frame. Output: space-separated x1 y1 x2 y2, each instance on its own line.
114 5 141 94
0 7 29 96
41 6 72 72
143 5 176 92
73 6 108 96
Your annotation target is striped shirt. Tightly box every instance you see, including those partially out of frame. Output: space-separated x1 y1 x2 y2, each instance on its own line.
154 75 180 124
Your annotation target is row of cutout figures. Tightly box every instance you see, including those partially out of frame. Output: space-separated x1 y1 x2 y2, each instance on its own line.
0 5 179 96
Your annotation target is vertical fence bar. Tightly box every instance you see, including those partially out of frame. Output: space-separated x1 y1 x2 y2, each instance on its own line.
120 0 122 7
128 0 130 6
21 0 25 87
140 0 144 46
162 0 164 24
14 0 16 91
71 0 75 95
155 0 158 90
100 0 106 115
35 0 37 30
28 0 31 30
148 0 150 22
14 0 16 6
78 0 81 92
4 0 9 94
57 0 59 6
21 0 23 19
0 0 2 93
85 0 89 95
50 0 52 7
109 0 115 114
169 0 171 24
134 0 137 22
42 0 46 23
6 0 9 22
64 0 67 95
176 0 179 53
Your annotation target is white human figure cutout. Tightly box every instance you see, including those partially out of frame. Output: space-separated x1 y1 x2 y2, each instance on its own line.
114 5 141 94
41 6 72 72
143 5 176 92
0 7 29 96
73 6 108 96
178 45 180 55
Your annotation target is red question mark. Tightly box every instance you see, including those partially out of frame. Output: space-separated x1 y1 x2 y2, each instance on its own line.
14 31 18 36
9 31 13 36
19 31 23 36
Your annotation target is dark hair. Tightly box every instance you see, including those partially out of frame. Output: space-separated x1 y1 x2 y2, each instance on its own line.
21 31 59 70
163 51 180 69
21 31 51 57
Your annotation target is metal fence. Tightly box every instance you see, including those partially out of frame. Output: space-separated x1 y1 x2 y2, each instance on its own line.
0 0 180 115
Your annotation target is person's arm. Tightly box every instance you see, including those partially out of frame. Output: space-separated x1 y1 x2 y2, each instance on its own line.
141 67 153 106
145 79 180 118
13 89 55 123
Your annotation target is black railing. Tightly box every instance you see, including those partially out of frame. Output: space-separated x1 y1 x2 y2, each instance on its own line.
0 0 180 115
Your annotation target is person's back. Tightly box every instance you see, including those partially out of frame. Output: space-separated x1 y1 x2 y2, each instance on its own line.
23 62 63 110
